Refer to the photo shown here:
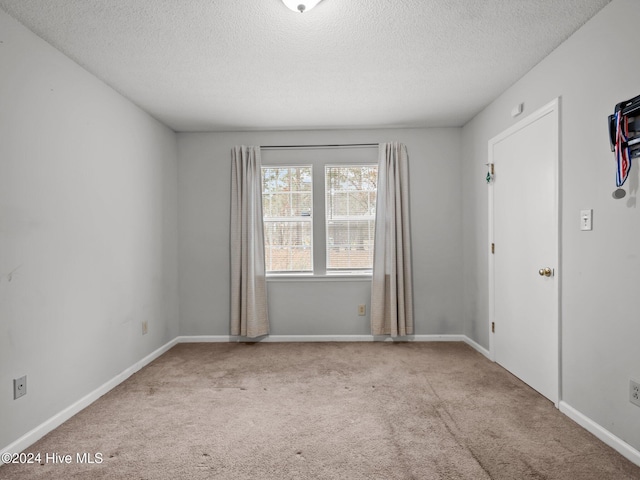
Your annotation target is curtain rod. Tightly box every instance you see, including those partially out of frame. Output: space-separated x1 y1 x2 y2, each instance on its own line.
260 143 378 150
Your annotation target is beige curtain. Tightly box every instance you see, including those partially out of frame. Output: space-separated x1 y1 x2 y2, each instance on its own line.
230 146 269 338
371 142 414 336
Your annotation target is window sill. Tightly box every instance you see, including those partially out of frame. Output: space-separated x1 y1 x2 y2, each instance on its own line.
266 273 372 283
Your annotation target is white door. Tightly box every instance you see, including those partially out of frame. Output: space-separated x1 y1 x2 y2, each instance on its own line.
489 99 559 405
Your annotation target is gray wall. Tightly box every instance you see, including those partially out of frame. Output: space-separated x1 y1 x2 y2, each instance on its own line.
178 128 462 336
0 11 179 449
462 0 640 450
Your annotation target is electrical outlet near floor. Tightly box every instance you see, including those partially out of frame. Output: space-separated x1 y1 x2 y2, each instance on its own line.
13 375 27 400
631 379 640 407
142 321 148 335
358 304 366 316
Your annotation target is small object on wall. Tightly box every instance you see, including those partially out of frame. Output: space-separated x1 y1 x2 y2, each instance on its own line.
485 163 494 184
612 188 626 199
511 103 524 118
608 94 640 187
631 379 640 407
13 375 27 400
580 209 592 231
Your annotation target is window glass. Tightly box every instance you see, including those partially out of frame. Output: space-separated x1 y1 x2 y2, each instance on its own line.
262 167 313 273
325 165 377 271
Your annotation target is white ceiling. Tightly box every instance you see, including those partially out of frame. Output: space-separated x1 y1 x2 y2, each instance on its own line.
0 0 611 132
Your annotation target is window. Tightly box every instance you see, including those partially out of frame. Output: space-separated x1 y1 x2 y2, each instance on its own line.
325 166 377 272
262 166 313 273
261 155 378 276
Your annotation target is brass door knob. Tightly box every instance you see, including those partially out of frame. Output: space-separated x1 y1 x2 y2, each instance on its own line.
538 267 552 277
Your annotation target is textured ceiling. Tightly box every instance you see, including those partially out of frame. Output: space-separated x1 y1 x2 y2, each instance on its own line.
0 0 611 132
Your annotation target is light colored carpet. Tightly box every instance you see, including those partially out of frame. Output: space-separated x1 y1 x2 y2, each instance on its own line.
2 342 640 479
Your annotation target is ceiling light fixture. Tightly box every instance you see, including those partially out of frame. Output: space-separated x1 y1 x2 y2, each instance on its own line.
282 0 322 13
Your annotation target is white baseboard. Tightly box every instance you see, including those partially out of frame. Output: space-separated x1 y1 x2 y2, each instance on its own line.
177 334 492 360
176 335 235 343
176 334 472 343
559 401 640 467
411 334 465 342
1 337 179 463
462 336 491 359
176 335 376 343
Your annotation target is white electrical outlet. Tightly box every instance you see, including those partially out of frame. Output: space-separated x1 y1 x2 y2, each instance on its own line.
358 304 366 316
13 376 27 400
630 379 640 407
142 321 148 335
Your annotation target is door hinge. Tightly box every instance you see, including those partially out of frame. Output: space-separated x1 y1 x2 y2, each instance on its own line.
491 243 495 254
491 322 495 333
490 164 495 175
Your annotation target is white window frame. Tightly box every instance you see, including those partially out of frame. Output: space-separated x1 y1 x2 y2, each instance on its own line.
261 146 378 278
324 164 377 274
262 165 314 274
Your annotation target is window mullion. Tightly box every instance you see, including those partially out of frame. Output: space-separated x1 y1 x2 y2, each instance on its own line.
313 162 326 275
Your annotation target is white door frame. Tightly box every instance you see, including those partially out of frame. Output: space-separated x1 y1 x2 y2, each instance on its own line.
488 97 561 406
